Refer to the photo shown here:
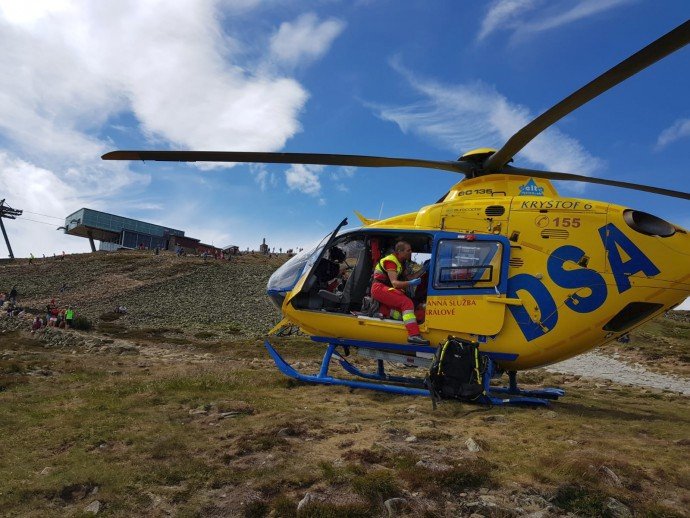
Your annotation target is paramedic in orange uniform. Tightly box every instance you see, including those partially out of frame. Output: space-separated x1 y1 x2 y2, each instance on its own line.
371 241 429 345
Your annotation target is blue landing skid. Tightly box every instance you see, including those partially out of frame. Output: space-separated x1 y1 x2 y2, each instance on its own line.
489 370 565 400
264 339 563 406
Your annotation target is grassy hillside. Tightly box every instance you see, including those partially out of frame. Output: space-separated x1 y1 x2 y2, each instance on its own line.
0 251 688 517
0 250 284 337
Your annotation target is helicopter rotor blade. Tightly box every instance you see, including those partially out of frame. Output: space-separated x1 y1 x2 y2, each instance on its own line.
102 150 473 175
504 165 690 200
483 20 690 173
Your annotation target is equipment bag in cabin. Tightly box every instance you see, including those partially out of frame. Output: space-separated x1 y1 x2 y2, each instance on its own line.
425 337 486 404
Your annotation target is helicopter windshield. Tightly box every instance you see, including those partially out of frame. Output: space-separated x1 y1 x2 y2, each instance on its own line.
266 231 332 301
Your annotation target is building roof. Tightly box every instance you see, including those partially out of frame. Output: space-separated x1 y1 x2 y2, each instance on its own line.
64 208 185 241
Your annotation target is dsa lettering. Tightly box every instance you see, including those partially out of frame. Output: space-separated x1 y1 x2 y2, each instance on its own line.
507 223 659 341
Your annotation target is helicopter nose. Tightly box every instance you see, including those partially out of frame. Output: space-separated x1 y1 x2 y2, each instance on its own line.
267 289 285 310
611 210 690 307
266 249 312 311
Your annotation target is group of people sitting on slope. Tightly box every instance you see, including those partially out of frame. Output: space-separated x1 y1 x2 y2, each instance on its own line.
1 286 24 317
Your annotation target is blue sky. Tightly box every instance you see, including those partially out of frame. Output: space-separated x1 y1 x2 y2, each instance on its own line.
1 1 689 305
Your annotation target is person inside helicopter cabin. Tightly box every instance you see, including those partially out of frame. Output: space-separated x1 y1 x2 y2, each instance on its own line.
371 240 429 345
314 246 347 292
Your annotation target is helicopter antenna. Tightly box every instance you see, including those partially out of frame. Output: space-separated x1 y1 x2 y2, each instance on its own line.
0 199 22 260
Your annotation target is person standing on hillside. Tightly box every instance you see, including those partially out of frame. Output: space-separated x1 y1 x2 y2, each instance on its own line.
31 315 42 334
29 253 34 264
8 286 17 303
65 306 75 329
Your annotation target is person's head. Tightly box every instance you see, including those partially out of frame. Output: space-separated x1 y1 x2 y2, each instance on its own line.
394 241 413 262
330 247 346 263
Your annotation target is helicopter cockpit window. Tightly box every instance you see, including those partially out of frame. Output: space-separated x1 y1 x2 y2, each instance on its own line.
266 232 331 293
433 240 503 289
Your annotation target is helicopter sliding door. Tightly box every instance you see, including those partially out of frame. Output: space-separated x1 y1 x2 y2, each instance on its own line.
425 232 510 336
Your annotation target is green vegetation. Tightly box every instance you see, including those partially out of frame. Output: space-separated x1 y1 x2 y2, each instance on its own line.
70 315 93 331
0 335 687 516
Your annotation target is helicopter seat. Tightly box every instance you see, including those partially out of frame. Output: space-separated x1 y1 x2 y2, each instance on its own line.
318 245 372 312
318 288 343 303
345 246 372 311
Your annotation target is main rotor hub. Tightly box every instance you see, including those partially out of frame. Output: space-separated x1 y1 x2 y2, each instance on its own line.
458 148 497 164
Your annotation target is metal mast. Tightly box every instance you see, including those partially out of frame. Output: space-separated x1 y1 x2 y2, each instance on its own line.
0 199 22 260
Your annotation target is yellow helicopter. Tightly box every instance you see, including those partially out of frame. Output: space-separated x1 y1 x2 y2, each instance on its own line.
103 21 690 405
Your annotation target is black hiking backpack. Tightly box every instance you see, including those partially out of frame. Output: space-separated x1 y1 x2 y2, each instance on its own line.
425 337 487 407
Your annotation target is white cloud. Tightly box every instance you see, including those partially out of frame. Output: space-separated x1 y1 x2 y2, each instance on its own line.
0 152 90 257
269 13 345 69
285 164 323 195
326 166 356 193
373 62 602 179
478 0 634 42
478 0 538 42
0 1 346 257
335 166 357 178
251 164 279 191
655 118 690 150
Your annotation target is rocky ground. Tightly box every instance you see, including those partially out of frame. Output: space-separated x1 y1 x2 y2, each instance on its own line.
545 351 690 395
0 250 688 517
0 250 283 336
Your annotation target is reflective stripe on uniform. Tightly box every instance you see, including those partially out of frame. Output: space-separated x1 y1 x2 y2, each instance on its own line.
402 311 416 323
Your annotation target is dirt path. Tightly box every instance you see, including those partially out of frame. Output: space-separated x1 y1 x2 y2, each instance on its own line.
546 351 690 395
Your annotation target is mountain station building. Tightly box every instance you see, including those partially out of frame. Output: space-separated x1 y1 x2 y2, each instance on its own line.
63 208 218 254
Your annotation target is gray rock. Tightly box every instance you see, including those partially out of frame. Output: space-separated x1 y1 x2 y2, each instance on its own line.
405 435 418 443
218 411 243 419
599 465 623 487
519 494 554 513
297 492 317 512
605 497 632 518
466 500 517 517
466 437 481 452
415 459 452 472
84 500 101 514
384 497 407 517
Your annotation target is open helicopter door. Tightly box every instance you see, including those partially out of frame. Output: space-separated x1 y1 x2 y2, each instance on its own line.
424 232 511 337
284 218 349 307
